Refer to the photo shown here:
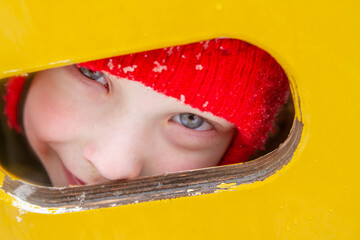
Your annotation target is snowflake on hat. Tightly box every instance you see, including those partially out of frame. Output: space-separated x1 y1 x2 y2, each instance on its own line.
4 38 290 165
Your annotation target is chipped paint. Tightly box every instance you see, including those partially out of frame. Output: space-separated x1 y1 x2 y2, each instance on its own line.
7 193 84 214
13 184 35 200
217 182 237 189
0 172 5 186
2 59 71 77
76 192 86 204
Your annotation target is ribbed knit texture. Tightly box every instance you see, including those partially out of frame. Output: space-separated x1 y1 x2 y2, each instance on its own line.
79 38 290 165
3 76 26 133
5 39 289 165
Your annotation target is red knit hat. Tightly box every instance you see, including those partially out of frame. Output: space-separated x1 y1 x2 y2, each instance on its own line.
5 38 289 165
78 38 290 165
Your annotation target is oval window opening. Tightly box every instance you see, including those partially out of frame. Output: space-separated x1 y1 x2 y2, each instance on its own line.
0 38 302 212
249 95 296 160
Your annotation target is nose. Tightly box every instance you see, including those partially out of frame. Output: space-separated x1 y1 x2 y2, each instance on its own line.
83 120 146 181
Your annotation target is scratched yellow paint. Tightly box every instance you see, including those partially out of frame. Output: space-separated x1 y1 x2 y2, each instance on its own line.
217 182 237 189
1 0 360 239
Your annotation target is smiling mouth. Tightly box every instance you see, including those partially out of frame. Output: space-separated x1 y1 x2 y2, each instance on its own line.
61 162 86 186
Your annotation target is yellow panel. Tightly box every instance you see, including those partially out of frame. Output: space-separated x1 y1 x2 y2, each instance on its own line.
1 0 360 239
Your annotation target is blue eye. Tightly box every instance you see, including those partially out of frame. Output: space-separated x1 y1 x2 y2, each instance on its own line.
172 113 213 131
78 66 108 89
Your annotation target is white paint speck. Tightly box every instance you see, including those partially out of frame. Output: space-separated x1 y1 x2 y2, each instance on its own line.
202 101 209 108
107 59 114 70
182 54 186 59
195 64 203 70
152 61 167 73
13 184 35 200
9 193 85 214
123 65 137 73
180 94 186 103
117 64 121 69
18 209 27 215
16 216 22 223
196 53 201 60
76 192 86 203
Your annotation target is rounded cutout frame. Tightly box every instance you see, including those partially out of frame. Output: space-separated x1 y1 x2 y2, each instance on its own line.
0 47 303 213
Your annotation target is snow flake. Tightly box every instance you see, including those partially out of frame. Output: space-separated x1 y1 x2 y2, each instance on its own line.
203 40 210 49
180 94 186 103
202 101 209 108
195 64 203 70
196 53 201 60
182 54 186 59
152 61 167 73
107 59 114 70
166 47 174 56
123 65 137 73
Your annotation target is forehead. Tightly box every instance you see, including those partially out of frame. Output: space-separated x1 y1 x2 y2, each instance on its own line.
106 74 235 128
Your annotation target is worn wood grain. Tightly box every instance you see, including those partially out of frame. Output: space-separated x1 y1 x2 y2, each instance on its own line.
2 119 303 211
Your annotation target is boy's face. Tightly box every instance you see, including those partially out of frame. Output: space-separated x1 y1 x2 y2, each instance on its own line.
23 66 235 187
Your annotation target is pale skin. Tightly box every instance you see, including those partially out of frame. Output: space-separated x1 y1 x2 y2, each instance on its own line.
23 65 236 187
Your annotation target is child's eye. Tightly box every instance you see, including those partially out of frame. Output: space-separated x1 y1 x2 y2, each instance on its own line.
171 113 213 131
78 66 108 89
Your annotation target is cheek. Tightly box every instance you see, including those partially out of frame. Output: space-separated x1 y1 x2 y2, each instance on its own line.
27 98 77 142
146 138 229 175
143 124 235 175
32 100 80 141
24 77 83 143
174 146 226 169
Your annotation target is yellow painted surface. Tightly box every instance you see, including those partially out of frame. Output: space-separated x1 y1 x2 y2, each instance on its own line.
1 0 359 239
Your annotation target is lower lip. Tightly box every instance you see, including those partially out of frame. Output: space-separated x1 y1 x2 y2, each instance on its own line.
62 163 86 186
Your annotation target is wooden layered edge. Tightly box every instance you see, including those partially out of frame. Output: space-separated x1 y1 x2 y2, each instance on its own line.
1 118 303 212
